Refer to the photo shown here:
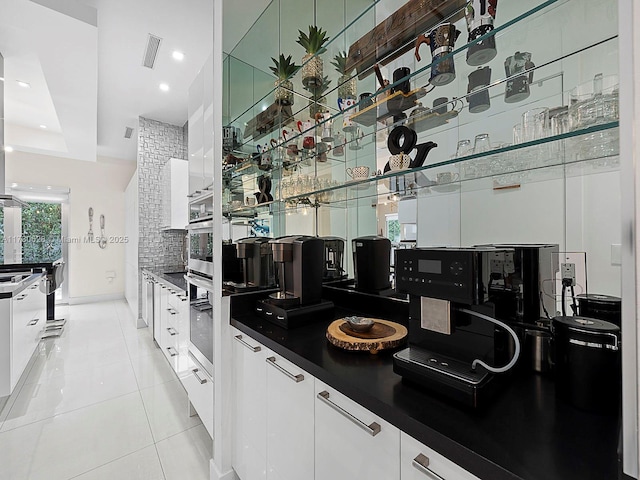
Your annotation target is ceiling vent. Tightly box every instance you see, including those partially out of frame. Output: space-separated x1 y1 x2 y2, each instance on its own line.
142 34 162 69
124 126 134 139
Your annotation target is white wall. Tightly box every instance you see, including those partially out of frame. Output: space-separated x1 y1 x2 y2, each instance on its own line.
124 172 139 315
6 151 136 300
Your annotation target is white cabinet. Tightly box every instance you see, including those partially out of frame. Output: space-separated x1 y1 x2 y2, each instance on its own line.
161 158 189 230
0 278 46 397
183 353 214 438
153 281 162 343
401 432 480 480
232 328 267 480
157 282 189 376
265 350 314 480
315 380 400 480
188 68 204 195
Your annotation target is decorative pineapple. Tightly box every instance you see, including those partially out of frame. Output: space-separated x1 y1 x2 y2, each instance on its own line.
297 26 330 88
270 54 299 106
308 76 331 117
331 51 357 99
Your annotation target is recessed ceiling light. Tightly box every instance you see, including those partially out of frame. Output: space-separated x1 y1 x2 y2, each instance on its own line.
0 77 4 82
11 183 17 188
159 83 170 92
47 186 52 190
262 105 268 111
172 51 185 61
40 125 47 129
16 81 30 88
5 146 14 152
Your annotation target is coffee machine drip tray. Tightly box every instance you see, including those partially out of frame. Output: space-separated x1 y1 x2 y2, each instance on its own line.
393 347 494 408
256 298 334 329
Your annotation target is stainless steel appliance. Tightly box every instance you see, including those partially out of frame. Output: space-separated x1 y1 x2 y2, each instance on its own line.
188 220 213 277
393 247 522 408
188 191 213 223
186 272 213 376
256 236 333 328
576 293 621 327
222 241 243 284
352 236 391 293
321 237 346 282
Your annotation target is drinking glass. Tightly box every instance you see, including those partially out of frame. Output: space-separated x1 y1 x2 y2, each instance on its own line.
522 108 550 142
473 133 491 153
455 139 472 157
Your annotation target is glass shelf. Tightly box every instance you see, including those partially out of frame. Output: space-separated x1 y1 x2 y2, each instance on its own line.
282 122 619 203
225 0 569 156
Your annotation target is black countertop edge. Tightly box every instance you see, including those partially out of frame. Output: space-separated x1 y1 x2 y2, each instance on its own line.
229 317 519 480
142 268 187 293
0 272 45 299
0 260 61 270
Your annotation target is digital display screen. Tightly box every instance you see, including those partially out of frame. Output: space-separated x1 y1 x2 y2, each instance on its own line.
418 259 442 274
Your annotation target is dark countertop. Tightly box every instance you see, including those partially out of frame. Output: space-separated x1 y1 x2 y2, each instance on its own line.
142 266 187 292
0 259 61 270
229 289 619 480
0 272 44 299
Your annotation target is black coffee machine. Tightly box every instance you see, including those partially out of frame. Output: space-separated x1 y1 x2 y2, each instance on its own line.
256 235 334 328
393 247 522 408
352 236 392 293
477 244 559 327
227 237 275 292
321 236 346 282
222 242 243 284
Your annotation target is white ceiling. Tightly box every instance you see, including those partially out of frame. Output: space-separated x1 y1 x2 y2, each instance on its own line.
1 0 269 163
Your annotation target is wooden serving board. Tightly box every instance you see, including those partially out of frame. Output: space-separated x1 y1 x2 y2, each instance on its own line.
346 0 467 80
326 319 408 354
351 88 426 127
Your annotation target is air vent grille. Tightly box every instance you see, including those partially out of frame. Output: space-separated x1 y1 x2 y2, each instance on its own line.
124 127 134 139
142 34 162 69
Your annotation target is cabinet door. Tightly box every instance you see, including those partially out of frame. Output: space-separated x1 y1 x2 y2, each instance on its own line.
232 328 267 480
315 380 400 480
153 282 162 343
188 69 204 194
401 432 480 480
266 350 314 480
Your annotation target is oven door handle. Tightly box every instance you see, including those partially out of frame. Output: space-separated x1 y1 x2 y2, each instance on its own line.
186 274 214 292
187 220 214 232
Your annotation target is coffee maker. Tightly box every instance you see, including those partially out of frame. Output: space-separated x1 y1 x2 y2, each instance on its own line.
256 236 334 328
352 236 392 293
392 247 522 408
321 237 346 282
227 237 275 292
222 242 244 284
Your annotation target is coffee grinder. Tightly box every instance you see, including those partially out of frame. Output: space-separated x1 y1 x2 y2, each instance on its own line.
321 236 346 282
352 236 392 293
227 237 275 292
392 247 522 408
256 236 334 328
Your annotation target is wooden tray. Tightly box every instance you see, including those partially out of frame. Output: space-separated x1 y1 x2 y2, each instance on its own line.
351 88 427 127
407 109 459 133
326 318 408 354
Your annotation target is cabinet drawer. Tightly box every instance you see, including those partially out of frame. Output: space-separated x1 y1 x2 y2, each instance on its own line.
182 354 213 439
401 432 480 480
315 380 400 480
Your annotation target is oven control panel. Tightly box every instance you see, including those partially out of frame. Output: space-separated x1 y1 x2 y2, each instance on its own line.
395 248 512 305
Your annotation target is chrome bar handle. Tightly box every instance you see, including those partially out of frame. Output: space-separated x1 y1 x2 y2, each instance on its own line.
412 454 445 480
266 356 304 383
28 318 40 326
568 326 619 351
192 368 208 384
167 327 178 336
15 296 26 301
166 347 178 357
166 308 177 315
317 390 381 436
234 335 261 352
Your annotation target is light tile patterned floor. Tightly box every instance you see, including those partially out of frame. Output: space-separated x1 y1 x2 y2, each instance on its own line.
0 300 212 480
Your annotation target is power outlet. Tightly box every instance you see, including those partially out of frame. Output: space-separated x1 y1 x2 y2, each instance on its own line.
561 263 576 286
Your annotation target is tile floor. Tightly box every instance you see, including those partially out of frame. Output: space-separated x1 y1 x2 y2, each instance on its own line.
0 300 212 480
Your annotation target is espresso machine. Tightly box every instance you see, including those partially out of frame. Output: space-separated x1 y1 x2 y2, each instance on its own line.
321 237 346 282
392 247 522 408
256 235 334 328
226 237 275 292
352 236 392 293
222 241 243 284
